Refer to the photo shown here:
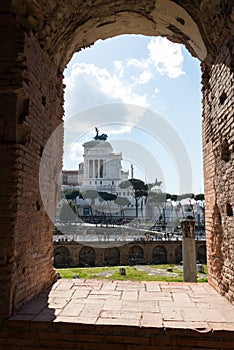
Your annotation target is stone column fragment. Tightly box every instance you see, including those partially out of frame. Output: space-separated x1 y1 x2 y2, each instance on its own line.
181 219 197 282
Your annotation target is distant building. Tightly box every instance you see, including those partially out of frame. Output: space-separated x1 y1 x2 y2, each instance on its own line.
77 162 84 185
82 139 128 191
60 132 143 218
77 137 137 217
62 170 79 186
62 163 84 187
60 135 204 225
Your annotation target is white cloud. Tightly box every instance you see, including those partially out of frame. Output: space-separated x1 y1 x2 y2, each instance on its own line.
63 36 185 137
126 38 184 79
64 61 149 119
127 58 149 70
114 60 124 78
65 142 83 163
132 71 153 85
147 37 185 78
63 103 147 139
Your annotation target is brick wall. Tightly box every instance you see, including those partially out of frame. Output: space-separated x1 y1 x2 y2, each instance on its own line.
202 42 234 302
0 320 234 349
0 10 26 319
0 0 233 325
0 3 233 350
0 11 64 318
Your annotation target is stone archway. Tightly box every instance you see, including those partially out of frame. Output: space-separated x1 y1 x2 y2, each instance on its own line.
53 246 71 268
152 245 167 264
79 246 96 267
128 245 144 265
0 1 234 318
104 247 120 266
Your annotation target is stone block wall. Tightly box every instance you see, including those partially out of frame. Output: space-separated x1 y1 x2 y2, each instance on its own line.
53 240 206 267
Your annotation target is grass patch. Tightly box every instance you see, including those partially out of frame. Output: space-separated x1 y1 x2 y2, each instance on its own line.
202 264 208 274
57 266 114 279
56 264 208 282
107 266 182 282
149 264 183 274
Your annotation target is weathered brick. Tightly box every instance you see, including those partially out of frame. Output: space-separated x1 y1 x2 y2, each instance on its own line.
0 2 234 350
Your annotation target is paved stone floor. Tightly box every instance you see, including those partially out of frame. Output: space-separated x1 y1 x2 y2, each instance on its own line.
11 279 234 331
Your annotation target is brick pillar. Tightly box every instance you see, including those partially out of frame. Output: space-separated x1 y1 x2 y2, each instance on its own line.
0 12 64 319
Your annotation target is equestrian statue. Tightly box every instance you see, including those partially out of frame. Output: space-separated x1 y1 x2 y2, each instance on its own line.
94 127 108 141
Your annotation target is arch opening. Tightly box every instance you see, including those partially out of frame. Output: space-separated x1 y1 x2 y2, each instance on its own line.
54 246 71 268
1 0 234 320
152 245 167 264
79 246 96 267
128 245 144 265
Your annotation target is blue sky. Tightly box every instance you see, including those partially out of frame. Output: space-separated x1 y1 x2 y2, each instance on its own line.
62 35 203 195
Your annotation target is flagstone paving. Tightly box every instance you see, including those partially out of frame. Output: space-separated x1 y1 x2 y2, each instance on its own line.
10 279 234 331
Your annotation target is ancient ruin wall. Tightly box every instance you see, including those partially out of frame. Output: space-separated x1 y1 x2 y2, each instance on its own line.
0 0 234 320
202 41 234 302
0 11 64 317
0 12 25 319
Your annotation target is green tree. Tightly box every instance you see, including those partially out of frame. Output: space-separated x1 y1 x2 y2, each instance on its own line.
194 193 204 202
98 192 117 218
171 194 178 202
177 193 195 219
81 190 99 217
114 196 130 218
177 193 194 201
147 191 166 225
98 192 117 202
64 190 83 201
194 193 205 215
147 192 166 207
59 202 77 223
119 178 148 217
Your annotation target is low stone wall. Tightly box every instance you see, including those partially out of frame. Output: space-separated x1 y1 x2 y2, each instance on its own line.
53 240 206 267
1 320 233 350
